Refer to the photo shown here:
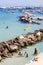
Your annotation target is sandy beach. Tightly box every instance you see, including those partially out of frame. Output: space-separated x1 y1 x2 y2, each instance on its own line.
25 52 43 65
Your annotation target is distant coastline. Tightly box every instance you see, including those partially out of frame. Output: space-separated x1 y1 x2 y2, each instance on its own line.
0 6 43 13
0 6 43 9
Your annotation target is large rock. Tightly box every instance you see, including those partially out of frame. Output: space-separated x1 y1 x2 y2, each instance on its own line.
0 56 2 61
0 44 4 52
7 45 19 52
35 31 42 41
38 17 43 20
39 29 43 33
1 48 9 57
13 43 21 49
18 40 25 47
14 35 25 43
27 34 37 42
5 40 13 45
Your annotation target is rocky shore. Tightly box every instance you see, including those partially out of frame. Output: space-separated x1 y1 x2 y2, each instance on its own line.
37 17 43 20
19 13 40 25
0 29 43 61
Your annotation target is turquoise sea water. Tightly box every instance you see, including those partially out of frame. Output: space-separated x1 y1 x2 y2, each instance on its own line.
0 10 43 42
0 9 43 65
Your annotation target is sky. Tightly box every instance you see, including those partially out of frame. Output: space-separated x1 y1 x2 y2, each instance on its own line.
0 0 43 7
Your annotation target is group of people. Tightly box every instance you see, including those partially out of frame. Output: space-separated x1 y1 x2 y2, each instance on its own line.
18 48 38 58
18 51 28 58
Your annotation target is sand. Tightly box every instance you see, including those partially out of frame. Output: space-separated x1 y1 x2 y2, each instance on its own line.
25 52 43 65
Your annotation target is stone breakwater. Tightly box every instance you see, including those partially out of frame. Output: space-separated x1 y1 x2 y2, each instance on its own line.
19 11 40 25
0 29 43 61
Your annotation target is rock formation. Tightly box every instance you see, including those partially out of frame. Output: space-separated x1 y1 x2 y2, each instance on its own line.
0 29 43 61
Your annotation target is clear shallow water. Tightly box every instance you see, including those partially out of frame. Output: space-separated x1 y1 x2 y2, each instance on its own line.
0 10 43 42
0 9 43 65
0 41 43 65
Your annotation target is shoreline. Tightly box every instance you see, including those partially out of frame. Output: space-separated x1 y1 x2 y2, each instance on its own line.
25 52 43 65
0 29 43 61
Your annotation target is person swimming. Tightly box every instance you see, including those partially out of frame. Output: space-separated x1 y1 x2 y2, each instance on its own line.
18 51 22 56
5 26 8 29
